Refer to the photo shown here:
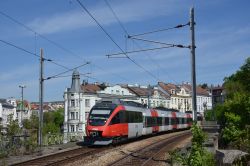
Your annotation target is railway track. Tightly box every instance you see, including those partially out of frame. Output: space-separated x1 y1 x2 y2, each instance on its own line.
11 146 108 166
109 131 191 166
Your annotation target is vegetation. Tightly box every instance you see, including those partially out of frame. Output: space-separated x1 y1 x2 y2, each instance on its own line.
205 57 250 152
170 123 215 166
0 108 64 158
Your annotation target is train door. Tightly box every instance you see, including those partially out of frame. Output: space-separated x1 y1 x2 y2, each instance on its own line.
128 111 143 138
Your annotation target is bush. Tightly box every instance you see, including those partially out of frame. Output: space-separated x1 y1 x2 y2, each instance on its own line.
170 123 215 166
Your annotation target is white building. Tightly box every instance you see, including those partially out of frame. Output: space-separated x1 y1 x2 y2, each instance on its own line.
16 100 32 126
0 98 17 132
63 70 85 143
158 82 212 115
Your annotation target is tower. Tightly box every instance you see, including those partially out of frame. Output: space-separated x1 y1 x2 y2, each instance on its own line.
63 70 85 143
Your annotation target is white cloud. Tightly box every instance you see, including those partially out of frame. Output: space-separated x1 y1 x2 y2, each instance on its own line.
27 0 183 34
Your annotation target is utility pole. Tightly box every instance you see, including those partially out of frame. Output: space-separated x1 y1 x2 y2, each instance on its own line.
38 48 44 150
19 85 26 125
147 84 151 108
190 7 197 121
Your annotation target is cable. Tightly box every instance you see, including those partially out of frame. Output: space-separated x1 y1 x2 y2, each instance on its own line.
48 72 91 79
45 62 90 80
0 39 71 70
129 22 190 38
0 39 39 58
76 0 160 81
0 10 131 84
104 0 129 35
0 10 87 62
107 45 175 57
104 0 180 83
129 36 190 48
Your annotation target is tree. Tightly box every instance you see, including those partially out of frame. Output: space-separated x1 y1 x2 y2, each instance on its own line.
6 114 21 137
170 123 215 166
212 57 250 149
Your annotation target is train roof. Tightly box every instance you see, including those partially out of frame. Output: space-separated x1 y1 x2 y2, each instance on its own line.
94 99 146 109
155 107 179 112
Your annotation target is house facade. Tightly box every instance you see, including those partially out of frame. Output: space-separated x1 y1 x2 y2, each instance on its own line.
63 70 85 143
0 98 16 132
158 82 212 115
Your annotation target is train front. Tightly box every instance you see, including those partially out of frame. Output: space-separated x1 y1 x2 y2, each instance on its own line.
84 102 117 145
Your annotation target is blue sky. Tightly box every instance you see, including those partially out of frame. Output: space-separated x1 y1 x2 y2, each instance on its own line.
0 0 249 101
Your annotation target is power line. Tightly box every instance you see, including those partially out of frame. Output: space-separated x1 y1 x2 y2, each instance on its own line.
104 0 128 35
0 10 87 62
129 22 190 38
0 39 40 58
0 10 130 84
76 0 160 81
129 36 190 48
0 39 70 70
48 72 91 79
104 0 179 83
45 62 90 80
107 45 176 57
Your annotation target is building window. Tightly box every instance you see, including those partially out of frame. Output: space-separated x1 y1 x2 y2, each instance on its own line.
70 112 75 119
75 99 79 107
71 94 74 97
111 90 114 94
122 91 124 95
85 99 90 107
70 125 75 132
76 112 78 120
71 100 75 107
116 90 119 95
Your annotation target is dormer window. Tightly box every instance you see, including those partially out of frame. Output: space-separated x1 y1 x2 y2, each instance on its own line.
171 89 175 94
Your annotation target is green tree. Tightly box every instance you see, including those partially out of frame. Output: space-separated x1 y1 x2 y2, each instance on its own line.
211 57 250 150
170 123 215 166
6 114 21 137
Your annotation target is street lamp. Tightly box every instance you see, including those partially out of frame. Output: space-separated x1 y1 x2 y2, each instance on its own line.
19 85 26 125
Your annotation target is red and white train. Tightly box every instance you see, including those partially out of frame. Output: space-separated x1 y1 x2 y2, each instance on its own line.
85 99 192 145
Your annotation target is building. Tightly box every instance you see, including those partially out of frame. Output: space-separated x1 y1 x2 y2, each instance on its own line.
63 70 85 143
158 82 212 115
211 85 225 108
124 84 171 108
16 100 32 126
0 98 16 133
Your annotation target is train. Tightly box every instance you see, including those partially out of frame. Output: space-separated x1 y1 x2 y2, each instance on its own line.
84 99 193 145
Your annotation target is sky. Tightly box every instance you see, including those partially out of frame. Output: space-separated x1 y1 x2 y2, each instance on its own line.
0 0 249 102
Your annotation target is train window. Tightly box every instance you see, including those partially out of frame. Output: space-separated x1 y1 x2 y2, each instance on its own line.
152 117 157 126
129 111 135 123
119 111 126 123
157 117 163 126
146 117 152 127
171 118 176 125
110 113 120 125
176 118 179 124
165 117 169 125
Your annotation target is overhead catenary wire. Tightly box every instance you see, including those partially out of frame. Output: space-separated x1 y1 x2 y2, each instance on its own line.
0 9 130 83
45 62 90 80
0 39 70 69
107 45 177 57
129 36 190 49
104 0 181 84
0 10 87 62
129 22 190 38
76 0 160 82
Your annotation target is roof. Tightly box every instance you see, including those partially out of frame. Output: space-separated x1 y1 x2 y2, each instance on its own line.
124 86 170 99
158 82 179 94
81 83 106 94
181 84 209 96
0 99 14 109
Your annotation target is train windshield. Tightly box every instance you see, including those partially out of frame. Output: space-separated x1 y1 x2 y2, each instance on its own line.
89 109 111 126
